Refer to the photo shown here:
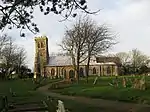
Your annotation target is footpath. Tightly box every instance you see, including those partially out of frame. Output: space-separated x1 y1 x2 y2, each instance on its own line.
38 83 150 112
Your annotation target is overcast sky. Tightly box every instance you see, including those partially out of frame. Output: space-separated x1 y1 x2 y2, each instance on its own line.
1 0 150 69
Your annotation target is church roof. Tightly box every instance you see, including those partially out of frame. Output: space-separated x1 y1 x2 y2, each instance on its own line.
47 56 72 66
46 55 118 67
96 57 121 66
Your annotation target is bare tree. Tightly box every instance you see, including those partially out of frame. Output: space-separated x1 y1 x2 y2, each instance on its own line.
1 38 18 78
0 34 10 56
61 17 89 82
115 52 130 66
61 16 116 83
85 22 116 83
115 49 150 75
130 48 149 74
15 47 27 74
0 36 27 79
115 52 131 75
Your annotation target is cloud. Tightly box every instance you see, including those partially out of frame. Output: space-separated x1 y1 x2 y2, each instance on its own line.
1 0 150 69
91 0 150 54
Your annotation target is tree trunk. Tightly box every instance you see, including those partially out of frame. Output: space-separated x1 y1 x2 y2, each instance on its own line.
86 55 91 83
77 54 80 83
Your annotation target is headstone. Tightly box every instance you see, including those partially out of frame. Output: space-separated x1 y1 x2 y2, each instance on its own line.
139 75 146 90
108 82 114 87
56 100 65 112
93 77 98 85
122 77 126 87
115 76 118 87
132 78 139 89
46 96 57 112
108 79 116 87
115 81 118 87
129 78 132 83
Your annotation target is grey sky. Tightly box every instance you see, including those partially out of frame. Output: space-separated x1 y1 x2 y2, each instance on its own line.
1 0 150 69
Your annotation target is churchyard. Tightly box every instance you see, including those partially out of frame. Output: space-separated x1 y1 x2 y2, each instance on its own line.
0 78 107 112
0 78 63 112
1 75 150 112
50 75 150 105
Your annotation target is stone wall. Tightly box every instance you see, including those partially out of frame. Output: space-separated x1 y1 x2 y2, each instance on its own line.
45 64 118 80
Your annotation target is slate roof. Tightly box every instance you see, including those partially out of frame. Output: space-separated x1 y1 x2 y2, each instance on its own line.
47 56 72 66
46 55 117 67
96 57 121 66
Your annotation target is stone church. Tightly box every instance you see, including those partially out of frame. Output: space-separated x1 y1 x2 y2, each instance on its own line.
34 36 121 79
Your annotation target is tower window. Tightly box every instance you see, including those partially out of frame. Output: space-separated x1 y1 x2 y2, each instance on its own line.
41 42 44 48
38 43 40 48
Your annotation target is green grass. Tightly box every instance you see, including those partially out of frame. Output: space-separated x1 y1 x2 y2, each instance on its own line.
0 78 116 112
54 98 116 112
0 78 61 103
2 76 150 112
51 75 150 104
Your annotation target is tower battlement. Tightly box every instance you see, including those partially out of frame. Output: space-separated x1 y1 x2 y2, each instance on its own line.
35 36 48 40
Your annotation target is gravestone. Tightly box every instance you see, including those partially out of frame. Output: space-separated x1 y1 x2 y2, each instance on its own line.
93 77 98 85
108 82 114 87
115 81 118 87
56 100 65 112
46 96 57 112
132 78 139 89
122 77 126 88
115 76 118 87
132 76 146 90
139 75 146 90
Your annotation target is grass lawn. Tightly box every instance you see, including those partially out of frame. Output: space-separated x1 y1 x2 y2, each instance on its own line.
0 78 61 103
50 75 150 105
54 98 115 112
2 76 150 112
0 78 108 112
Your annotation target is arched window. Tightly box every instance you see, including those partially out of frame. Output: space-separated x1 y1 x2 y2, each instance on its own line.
69 70 75 78
79 67 84 77
41 42 44 48
51 68 55 76
93 67 96 74
107 66 111 75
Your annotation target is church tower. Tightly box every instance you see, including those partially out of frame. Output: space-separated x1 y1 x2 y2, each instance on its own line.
34 36 49 78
